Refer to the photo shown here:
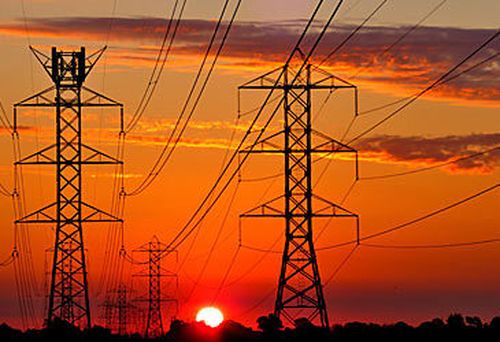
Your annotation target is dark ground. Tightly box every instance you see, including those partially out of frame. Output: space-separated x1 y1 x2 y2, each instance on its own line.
1 313 499 341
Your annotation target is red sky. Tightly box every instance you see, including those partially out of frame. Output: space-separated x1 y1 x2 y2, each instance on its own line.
0 0 499 331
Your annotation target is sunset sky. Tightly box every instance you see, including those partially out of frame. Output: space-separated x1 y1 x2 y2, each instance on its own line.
0 0 499 330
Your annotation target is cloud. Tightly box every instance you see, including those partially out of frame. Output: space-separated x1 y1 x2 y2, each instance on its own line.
0 125 34 133
0 17 498 105
358 133 500 174
125 133 231 150
133 117 257 134
10 111 499 174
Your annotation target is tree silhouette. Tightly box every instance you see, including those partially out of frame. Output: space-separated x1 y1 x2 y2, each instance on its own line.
257 313 283 335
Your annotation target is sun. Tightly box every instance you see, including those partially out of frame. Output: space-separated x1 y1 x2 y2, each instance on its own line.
196 306 224 328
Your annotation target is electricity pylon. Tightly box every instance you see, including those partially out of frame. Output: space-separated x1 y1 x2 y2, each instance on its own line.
133 236 178 338
239 61 359 328
101 283 134 335
101 297 114 331
116 284 130 336
13 46 124 328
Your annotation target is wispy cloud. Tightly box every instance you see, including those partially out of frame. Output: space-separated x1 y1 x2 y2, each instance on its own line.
125 133 231 150
10 114 499 174
0 17 498 106
358 133 500 174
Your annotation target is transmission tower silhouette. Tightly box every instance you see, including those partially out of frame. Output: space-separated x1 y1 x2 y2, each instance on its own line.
13 46 124 328
116 284 130 335
133 236 178 338
240 60 360 327
101 283 134 335
101 296 113 331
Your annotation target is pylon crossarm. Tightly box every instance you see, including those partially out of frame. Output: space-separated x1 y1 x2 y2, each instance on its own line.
29 46 52 78
239 129 285 153
14 86 56 107
17 144 122 165
239 65 285 89
328 73 356 88
311 74 333 87
312 194 357 217
16 144 56 164
135 241 169 253
81 202 122 222
240 195 285 217
15 202 57 223
312 129 357 152
81 86 123 107
311 65 356 87
81 144 123 164
84 47 107 76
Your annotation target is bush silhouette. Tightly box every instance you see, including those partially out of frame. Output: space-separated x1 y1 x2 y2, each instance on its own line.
0 313 499 341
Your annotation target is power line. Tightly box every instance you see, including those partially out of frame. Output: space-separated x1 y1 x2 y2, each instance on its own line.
319 4 492 174
163 0 346 254
211 245 240 303
236 243 358 321
0 249 17 267
125 0 187 133
312 50 498 195
238 1 455 189
346 29 500 145
127 0 240 196
105 0 119 45
136 0 340 202
318 0 389 67
182 181 240 303
350 0 448 79
0 100 13 134
309 0 449 137
323 245 358 286
284 1 465 195
360 146 499 180
131 0 331 256
12 133 39 328
172 111 244 295
0 114 13 195
0 183 11 197
362 238 500 249
19 0 31 45
238 94 282 118
317 184 498 251
358 50 500 116
242 184 498 253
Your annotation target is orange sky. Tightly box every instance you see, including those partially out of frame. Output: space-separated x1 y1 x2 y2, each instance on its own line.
0 0 499 331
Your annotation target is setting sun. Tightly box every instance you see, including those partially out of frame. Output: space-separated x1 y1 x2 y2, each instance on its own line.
196 307 224 328
0 1 498 341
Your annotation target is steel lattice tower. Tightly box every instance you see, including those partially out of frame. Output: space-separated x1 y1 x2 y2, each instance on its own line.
240 62 359 328
13 46 124 328
101 283 133 335
133 236 178 338
101 297 114 330
116 284 129 336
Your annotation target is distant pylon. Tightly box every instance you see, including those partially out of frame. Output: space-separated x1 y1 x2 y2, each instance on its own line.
101 283 134 335
100 296 113 330
239 58 360 327
116 284 129 335
13 46 124 328
133 236 178 338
